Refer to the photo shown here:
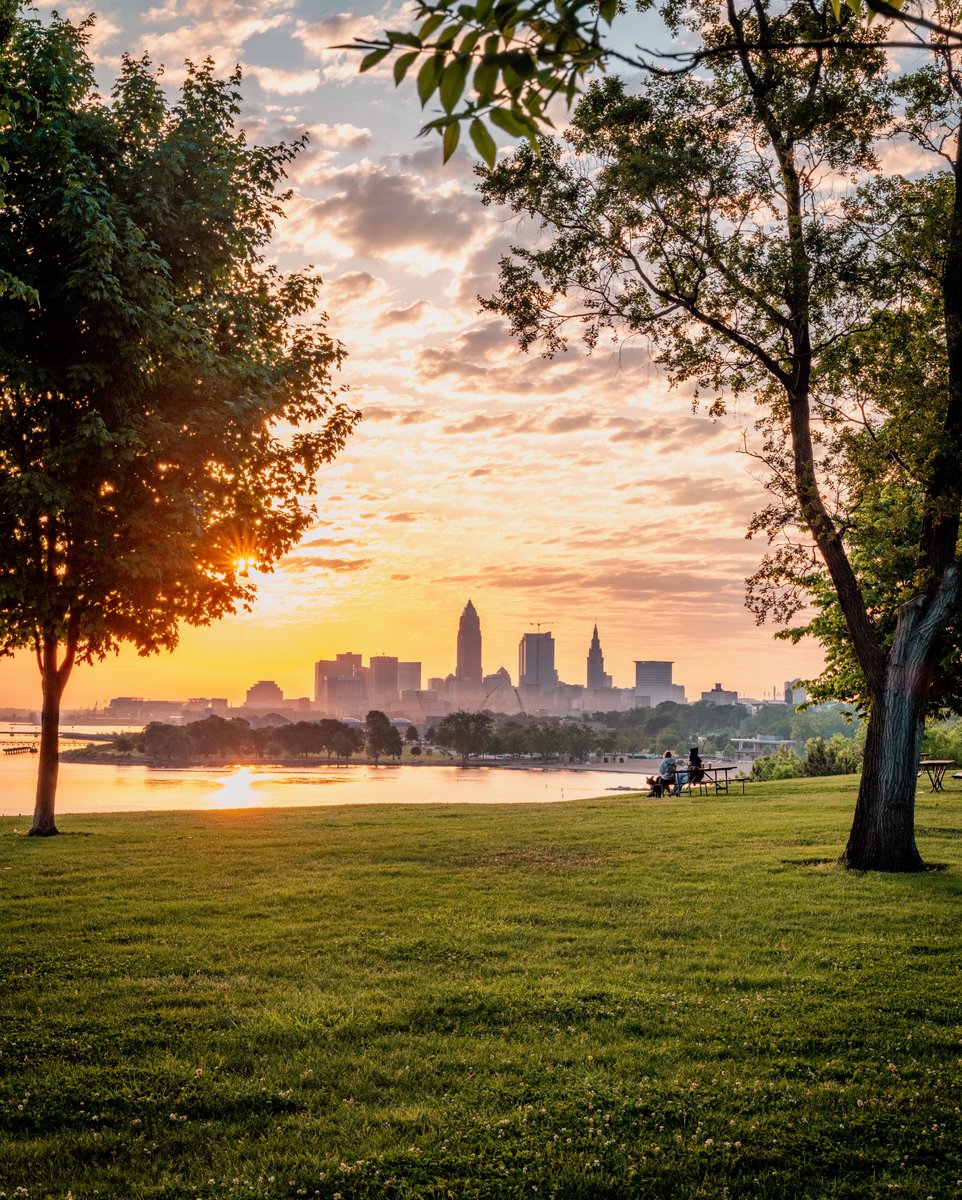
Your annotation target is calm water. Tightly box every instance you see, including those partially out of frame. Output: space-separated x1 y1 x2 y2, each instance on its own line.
0 759 651 817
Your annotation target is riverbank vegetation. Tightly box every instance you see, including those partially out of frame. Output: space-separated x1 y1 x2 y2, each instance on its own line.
2 778 961 1197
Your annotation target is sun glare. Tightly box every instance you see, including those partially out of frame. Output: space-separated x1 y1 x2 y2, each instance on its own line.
211 767 259 808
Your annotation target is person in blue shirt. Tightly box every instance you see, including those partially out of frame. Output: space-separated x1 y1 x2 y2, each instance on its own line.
647 750 677 796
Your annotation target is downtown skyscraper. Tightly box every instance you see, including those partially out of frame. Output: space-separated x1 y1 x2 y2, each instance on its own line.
456 599 482 685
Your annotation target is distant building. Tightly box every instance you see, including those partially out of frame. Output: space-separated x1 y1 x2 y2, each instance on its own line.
481 667 513 710
519 631 557 692
456 599 483 685
246 680 284 708
315 653 364 708
183 697 229 720
732 736 798 764
784 679 807 706
325 674 368 716
701 682 739 706
370 656 399 711
105 696 184 722
634 660 686 707
586 624 612 690
397 661 422 693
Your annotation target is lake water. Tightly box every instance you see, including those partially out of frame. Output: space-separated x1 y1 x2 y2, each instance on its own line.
0 758 652 817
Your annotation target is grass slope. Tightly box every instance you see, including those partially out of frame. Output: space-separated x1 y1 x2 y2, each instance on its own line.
1 777 961 1199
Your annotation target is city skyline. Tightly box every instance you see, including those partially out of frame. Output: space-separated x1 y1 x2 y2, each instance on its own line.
71 605 798 720
0 0 825 710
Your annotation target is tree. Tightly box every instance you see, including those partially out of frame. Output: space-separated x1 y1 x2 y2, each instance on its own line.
332 726 364 763
315 717 356 763
0 13 358 835
433 709 493 764
802 734 862 776
365 710 403 762
360 0 962 871
141 722 191 765
185 715 252 759
751 746 803 780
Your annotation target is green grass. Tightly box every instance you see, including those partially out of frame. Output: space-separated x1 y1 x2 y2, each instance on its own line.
1 776 961 1199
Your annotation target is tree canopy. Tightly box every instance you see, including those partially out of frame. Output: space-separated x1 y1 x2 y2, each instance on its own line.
0 11 358 833
358 0 962 871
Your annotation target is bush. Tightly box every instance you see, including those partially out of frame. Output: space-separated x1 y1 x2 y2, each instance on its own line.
750 747 803 780
802 734 862 777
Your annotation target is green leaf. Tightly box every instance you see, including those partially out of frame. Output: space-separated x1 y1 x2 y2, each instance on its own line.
442 120 460 162
386 30 423 48
417 54 443 105
393 51 419 85
469 116 497 167
474 58 498 100
439 55 470 113
489 106 527 138
359 46 391 73
418 12 447 39
599 0 618 21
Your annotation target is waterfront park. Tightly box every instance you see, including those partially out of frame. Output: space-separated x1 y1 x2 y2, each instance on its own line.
2 775 961 1198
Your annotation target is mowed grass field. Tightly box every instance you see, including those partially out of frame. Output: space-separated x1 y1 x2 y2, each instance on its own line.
1 776 961 1200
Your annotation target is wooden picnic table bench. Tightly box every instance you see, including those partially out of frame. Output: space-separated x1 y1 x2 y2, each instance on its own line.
919 760 954 792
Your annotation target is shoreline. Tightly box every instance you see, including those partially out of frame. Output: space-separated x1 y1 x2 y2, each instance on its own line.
56 748 741 775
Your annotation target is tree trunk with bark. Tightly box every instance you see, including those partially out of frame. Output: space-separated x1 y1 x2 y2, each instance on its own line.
843 569 959 870
30 640 66 835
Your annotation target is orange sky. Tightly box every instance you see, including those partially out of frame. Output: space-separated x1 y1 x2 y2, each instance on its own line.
0 1 826 711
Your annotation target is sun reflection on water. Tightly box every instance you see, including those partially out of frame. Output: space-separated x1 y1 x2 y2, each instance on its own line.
211 767 260 809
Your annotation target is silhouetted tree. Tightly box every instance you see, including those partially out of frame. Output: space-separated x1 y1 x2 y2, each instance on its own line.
365 710 402 762
434 710 493 765
0 12 357 835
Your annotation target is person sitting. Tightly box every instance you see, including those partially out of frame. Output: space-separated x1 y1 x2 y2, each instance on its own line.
647 750 677 797
674 747 704 795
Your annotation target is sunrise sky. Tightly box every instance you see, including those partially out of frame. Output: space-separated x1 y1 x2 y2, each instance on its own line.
0 0 826 711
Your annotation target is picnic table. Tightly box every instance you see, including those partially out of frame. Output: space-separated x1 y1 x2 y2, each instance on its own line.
919 759 954 792
679 764 746 795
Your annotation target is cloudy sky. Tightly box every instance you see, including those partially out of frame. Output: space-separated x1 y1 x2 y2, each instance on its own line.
0 0 825 710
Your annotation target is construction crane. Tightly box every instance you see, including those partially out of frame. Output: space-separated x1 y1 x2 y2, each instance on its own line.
514 687 526 716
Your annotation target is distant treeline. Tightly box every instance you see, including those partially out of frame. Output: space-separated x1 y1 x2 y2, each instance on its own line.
96 703 962 780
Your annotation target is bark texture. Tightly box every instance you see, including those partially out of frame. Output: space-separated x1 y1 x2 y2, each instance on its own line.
843 568 959 870
28 636 72 836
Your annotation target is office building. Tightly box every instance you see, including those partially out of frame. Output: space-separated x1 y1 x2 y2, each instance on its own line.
634 660 686 707
315 653 364 710
456 599 483 684
397 661 422 693
246 680 284 708
701 682 739 706
519 631 557 692
370 655 399 711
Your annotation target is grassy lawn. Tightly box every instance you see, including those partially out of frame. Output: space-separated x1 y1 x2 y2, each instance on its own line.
1 776 961 1199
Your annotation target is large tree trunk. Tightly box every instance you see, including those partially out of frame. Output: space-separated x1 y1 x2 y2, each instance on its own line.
843 570 959 871
844 689 926 872
29 635 73 837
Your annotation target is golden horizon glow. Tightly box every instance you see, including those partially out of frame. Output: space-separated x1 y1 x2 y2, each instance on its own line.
0 1 827 712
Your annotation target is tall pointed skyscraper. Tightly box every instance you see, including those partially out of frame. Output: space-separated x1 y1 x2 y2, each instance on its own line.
456 599 482 684
587 624 611 690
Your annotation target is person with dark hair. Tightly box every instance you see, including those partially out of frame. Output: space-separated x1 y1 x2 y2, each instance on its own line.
674 746 705 795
